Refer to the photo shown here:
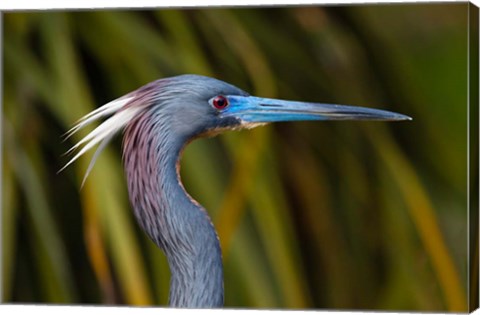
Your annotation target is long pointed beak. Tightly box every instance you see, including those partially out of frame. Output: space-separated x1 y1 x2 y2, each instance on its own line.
222 96 411 123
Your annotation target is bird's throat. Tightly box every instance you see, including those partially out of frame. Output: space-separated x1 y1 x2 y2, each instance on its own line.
123 114 224 308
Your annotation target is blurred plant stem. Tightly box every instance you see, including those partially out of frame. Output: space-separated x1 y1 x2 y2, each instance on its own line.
367 124 467 311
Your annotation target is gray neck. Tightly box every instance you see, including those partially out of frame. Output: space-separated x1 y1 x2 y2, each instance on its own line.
123 112 223 308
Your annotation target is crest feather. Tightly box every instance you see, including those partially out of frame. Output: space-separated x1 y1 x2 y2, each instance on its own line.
60 96 142 186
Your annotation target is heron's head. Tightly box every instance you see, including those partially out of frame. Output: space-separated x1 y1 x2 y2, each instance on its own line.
62 74 410 184
153 74 411 140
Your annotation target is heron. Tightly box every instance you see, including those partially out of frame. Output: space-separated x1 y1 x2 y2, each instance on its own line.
63 74 410 308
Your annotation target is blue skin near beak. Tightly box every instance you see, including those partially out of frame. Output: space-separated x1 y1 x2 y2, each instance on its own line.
220 95 412 123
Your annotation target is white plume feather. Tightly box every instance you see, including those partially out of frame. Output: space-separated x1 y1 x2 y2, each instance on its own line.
63 97 133 140
60 96 140 186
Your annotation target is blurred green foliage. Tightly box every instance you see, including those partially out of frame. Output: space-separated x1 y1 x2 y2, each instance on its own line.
2 3 472 312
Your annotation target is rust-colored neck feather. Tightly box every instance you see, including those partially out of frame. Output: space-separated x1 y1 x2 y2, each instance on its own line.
123 107 223 308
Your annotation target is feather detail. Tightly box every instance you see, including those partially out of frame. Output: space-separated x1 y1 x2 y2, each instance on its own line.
81 132 115 187
60 96 144 184
63 97 134 140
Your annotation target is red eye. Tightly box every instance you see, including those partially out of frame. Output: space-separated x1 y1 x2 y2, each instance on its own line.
212 95 229 109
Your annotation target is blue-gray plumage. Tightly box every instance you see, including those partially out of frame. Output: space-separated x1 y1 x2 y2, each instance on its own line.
64 74 411 308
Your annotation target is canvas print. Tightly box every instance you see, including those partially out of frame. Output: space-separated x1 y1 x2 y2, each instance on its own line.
2 3 478 312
